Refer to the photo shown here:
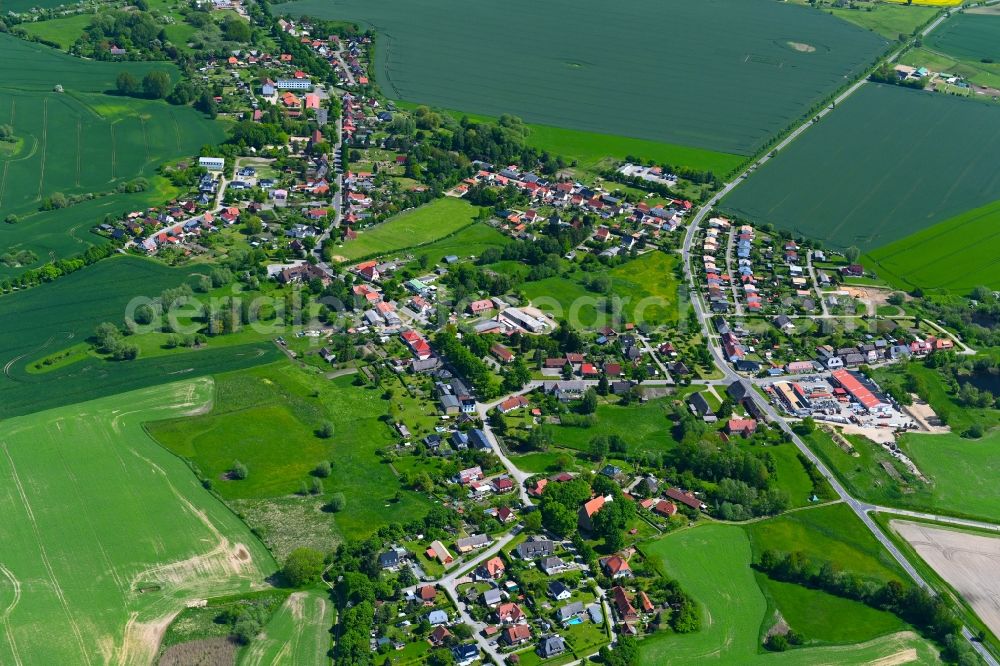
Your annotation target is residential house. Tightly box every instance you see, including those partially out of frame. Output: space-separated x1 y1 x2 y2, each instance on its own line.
429 625 451 646
503 624 532 646
600 555 633 580
482 588 503 607
516 538 555 560
539 635 567 659
666 487 705 511
540 557 567 576
578 495 610 531
426 541 453 566
427 610 449 626
548 581 572 601
496 602 525 624
611 586 639 623
726 418 757 437
476 556 505 580
456 534 491 554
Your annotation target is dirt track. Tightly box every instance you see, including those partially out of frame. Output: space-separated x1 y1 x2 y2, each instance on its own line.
892 520 1000 638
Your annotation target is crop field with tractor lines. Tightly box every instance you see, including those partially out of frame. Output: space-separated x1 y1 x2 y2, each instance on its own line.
278 0 886 157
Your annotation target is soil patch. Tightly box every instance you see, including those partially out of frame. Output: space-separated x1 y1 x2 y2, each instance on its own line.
158 637 236 666
788 41 816 53
892 520 1000 639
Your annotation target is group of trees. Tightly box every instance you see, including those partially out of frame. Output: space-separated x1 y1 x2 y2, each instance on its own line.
433 330 501 399
93 322 138 360
115 70 173 99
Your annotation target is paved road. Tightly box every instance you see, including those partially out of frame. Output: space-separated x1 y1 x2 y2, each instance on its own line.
674 12 1000 659
313 115 343 274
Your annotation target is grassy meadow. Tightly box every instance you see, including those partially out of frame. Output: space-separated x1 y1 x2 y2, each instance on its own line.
280 0 886 156
18 13 93 49
147 363 432 540
335 197 480 261
0 379 275 666
865 198 1000 292
522 251 681 329
745 502 907 581
829 3 939 39
722 83 1000 253
898 429 1000 522
638 524 938 664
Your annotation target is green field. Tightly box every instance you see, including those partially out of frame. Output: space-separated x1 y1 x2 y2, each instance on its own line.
18 14 93 49
279 0 886 156
0 379 276 665
0 257 282 418
0 34 180 93
722 83 1000 253
522 251 681 329
898 429 1000 522
336 197 481 261
147 363 432 539
239 590 333 665
0 89 223 272
865 198 1000 292
926 12 1000 63
418 106 744 175
746 502 907 581
638 524 939 664
0 35 221 274
830 3 939 39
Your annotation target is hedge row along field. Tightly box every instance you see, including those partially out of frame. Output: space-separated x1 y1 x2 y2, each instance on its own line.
925 12 1000 63
721 84 1000 254
0 257 281 418
278 0 886 156
0 379 275 665
865 198 1000 292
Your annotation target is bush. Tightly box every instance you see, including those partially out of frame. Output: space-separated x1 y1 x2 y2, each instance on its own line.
327 492 346 512
283 547 325 587
230 460 248 480
314 460 331 477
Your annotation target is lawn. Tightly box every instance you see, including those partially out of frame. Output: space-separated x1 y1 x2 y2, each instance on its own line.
335 197 481 261
546 397 676 456
829 3 939 39
18 14 93 49
238 590 333 665
147 363 432 539
0 257 283 419
279 0 886 156
926 12 1000 62
749 442 830 509
745 502 907 581
406 219 509 268
865 198 1000 292
721 83 1000 253
0 379 275 666
522 251 681 330
637 524 938 664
